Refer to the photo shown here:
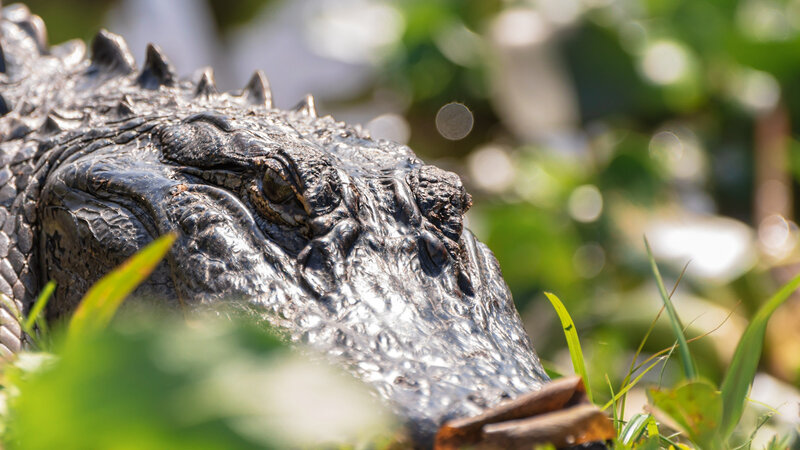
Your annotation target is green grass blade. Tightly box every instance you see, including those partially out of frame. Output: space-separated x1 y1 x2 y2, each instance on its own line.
67 233 176 344
23 280 55 334
619 261 689 418
620 413 650 445
602 356 666 411
644 237 697 380
605 374 620 433
544 292 592 403
719 271 800 439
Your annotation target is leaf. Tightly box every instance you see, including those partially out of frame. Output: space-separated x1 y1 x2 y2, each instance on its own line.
22 281 55 349
644 237 697 380
647 380 722 450
718 271 800 440
23 281 55 335
66 233 176 344
544 292 592 403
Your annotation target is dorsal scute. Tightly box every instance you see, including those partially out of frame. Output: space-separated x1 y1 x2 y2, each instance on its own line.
194 67 217 97
242 70 272 108
89 29 135 75
294 94 317 117
136 44 176 90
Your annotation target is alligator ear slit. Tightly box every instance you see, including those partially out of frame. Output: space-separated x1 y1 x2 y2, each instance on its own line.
242 70 272 108
90 29 136 75
136 44 176 89
194 67 217 97
293 94 317 117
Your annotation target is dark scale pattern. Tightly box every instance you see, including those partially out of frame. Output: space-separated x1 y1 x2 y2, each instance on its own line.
0 4 550 446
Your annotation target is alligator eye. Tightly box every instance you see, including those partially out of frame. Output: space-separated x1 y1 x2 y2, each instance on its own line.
262 167 295 204
248 159 308 228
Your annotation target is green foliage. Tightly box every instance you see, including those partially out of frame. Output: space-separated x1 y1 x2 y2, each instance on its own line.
550 256 800 448
66 233 176 345
718 271 800 440
3 316 395 450
644 238 697 380
648 380 723 449
544 292 592 403
21 281 55 351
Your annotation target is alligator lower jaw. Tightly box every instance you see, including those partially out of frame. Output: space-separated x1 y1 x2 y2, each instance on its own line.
434 376 614 449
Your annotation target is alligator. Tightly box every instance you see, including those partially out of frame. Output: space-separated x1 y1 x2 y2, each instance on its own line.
0 3 611 448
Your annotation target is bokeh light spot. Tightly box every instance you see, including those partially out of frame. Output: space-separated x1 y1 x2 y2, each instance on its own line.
436 102 474 140
573 243 606 278
758 214 798 259
468 146 514 193
568 185 603 223
641 41 689 85
492 8 549 47
366 113 410 144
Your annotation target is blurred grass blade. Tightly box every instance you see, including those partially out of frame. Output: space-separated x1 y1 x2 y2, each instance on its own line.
643 237 696 380
605 374 619 433
719 271 800 439
620 413 650 445
67 233 176 343
544 292 592 403
23 280 55 334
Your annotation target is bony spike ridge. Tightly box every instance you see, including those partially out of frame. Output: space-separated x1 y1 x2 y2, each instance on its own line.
90 30 136 75
136 44 176 90
243 70 272 108
194 68 217 97
293 94 317 117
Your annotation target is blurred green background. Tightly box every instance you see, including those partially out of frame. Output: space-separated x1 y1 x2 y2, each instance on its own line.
14 0 800 442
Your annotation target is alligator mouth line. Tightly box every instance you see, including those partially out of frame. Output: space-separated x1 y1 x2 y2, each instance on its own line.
434 376 615 449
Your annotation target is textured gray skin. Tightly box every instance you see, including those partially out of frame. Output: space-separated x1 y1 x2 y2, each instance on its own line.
0 3 549 445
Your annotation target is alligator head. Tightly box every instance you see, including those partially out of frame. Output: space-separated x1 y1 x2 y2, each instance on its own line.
0 6 561 446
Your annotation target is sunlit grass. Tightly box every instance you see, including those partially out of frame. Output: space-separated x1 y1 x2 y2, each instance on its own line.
546 239 800 448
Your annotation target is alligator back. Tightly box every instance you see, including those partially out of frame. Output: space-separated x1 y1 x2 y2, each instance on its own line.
0 3 550 445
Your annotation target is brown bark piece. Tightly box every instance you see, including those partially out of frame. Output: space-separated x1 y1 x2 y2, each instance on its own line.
481 403 615 449
434 376 601 449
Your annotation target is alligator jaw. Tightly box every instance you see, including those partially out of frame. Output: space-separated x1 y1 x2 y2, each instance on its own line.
434 376 614 449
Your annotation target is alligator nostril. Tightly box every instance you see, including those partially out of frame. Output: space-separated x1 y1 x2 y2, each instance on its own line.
393 179 421 226
419 230 448 275
298 241 335 297
457 269 474 297
332 218 360 256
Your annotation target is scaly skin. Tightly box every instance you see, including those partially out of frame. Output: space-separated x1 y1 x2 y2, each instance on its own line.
0 3 549 445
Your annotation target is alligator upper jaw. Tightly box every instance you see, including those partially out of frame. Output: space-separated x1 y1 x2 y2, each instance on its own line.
434 376 614 449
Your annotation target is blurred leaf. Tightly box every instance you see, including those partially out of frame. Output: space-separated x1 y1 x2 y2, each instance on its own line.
644 237 697 380
647 380 722 449
719 271 800 440
5 316 395 450
544 292 592 403
67 233 176 344
21 281 55 351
